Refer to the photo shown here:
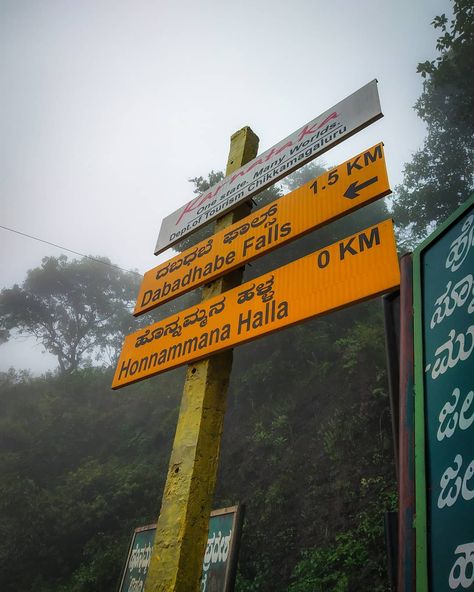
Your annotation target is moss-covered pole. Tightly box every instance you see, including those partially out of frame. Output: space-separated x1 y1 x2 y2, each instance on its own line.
144 127 259 591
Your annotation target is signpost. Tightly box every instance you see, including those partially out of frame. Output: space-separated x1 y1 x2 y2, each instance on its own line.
155 80 382 254
118 506 244 592
113 83 397 591
413 194 474 591
113 219 400 389
136 143 390 315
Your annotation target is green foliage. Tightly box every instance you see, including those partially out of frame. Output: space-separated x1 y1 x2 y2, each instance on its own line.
280 161 327 193
288 478 396 592
335 315 386 374
393 0 474 247
0 366 180 592
0 100 398 592
0 290 396 592
217 297 396 592
0 256 141 373
10 9 472 585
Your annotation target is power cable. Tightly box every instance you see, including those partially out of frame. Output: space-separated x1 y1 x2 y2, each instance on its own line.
0 224 143 277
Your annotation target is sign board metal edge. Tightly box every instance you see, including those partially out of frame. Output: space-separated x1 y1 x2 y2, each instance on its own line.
412 193 474 592
207 504 245 592
155 79 382 254
137 142 391 316
113 219 400 389
117 523 156 592
117 506 244 592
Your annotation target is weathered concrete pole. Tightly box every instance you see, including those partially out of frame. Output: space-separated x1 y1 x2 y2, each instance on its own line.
144 127 259 591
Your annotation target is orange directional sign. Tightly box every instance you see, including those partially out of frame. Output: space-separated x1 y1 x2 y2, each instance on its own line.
113 219 400 389
135 143 391 316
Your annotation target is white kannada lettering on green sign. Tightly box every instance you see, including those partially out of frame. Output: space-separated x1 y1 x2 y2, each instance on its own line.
449 543 474 589
415 195 474 591
118 507 241 592
119 527 155 592
201 523 233 591
437 387 474 441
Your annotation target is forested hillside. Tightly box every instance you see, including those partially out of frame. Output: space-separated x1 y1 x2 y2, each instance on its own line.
0 2 472 590
0 274 395 591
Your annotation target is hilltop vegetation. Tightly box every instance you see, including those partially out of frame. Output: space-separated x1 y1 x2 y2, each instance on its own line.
0 2 472 590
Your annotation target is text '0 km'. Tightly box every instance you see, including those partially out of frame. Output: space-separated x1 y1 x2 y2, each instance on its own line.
113 219 400 388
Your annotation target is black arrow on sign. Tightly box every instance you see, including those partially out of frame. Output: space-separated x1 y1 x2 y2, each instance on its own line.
343 176 378 199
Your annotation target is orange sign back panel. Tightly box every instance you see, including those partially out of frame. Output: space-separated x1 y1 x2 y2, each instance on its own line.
113 219 400 389
135 143 391 316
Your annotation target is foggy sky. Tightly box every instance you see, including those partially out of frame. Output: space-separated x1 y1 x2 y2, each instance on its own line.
0 0 452 373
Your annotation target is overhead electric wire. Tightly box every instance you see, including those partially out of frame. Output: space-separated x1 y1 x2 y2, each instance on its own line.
0 224 143 277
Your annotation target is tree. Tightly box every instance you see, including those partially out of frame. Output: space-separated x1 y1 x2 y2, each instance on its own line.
0 255 140 374
393 0 474 247
280 160 326 193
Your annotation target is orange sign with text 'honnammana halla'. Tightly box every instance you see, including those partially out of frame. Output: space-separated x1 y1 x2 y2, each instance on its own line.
134 143 391 316
113 219 400 389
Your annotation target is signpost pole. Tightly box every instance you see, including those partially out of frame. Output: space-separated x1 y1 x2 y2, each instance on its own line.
144 127 259 592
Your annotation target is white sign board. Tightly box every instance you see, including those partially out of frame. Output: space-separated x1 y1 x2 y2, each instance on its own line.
155 80 383 254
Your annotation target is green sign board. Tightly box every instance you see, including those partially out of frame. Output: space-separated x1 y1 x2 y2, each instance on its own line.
200 506 242 592
118 525 155 592
118 506 244 592
413 194 474 591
